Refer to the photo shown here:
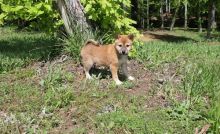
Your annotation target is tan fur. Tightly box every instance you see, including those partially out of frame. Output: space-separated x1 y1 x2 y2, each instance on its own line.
80 34 134 85
84 39 99 46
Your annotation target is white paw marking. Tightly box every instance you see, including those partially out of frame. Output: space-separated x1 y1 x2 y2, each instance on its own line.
86 75 93 79
85 72 93 79
115 80 123 85
128 76 135 81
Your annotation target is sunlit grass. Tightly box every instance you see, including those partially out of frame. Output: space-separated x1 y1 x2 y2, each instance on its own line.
0 27 220 133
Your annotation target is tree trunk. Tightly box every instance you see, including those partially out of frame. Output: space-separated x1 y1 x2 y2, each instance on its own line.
184 0 188 30
146 0 150 30
166 0 168 13
57 0 90 35
168 0 171 13
140 0 144 29
131 0 138 27
207 0 216 38
197 3 202 33
160 0 164 29
170 1 180 31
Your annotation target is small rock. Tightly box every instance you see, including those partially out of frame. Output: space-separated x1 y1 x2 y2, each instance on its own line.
157 78 165 84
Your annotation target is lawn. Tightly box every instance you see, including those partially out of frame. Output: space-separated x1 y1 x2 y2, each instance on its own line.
0 27 220 133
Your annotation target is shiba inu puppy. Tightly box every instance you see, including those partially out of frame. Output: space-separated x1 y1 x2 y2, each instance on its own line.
80 34 135 85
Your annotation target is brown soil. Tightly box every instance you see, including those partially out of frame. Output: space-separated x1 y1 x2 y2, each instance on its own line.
124 59 153 95
32 55 184 106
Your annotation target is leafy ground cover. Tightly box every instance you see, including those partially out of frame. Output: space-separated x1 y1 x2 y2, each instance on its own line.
0 27 220 133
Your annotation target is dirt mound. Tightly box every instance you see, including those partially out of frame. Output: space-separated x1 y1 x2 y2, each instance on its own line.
28 57 153 92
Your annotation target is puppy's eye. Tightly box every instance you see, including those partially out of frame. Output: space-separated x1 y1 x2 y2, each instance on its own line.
126 45 130 47
118 44 122 47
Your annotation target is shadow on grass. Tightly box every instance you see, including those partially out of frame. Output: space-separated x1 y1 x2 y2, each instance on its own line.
0 35 61 60
199 33 220 42
0 29 62 72
90 67 127 81
143 32 196 43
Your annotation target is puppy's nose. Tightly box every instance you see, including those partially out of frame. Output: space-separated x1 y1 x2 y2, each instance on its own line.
122 51 126 54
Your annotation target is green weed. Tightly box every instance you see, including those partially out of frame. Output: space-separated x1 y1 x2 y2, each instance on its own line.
40 65 75 109
208 95 220 133
96 110 147 133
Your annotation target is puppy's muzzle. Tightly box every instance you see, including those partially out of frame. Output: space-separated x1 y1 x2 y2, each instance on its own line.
121 47 128 55
122 51 126 55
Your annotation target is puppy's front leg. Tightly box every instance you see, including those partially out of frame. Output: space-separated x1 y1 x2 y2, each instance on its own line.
110 64 122 85
121 63 135 81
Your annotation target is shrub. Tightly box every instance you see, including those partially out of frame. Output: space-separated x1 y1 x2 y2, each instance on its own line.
81 0 138 34
0 0 63 33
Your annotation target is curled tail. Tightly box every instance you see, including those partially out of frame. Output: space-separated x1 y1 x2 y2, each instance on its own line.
84 39 100 46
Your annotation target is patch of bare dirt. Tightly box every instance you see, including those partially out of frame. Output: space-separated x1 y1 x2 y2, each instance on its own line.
207 41 220 45
124 60 154 95
145 61 186 109
138 33 157 42
144 90 170 109
26 55 185 107
51 106 78 133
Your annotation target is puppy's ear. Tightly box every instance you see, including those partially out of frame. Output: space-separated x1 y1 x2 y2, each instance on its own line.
115 34 121 39
128 34 134 41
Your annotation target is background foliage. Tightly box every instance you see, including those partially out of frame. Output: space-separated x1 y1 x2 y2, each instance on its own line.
81 0 138 34
0 0 62 33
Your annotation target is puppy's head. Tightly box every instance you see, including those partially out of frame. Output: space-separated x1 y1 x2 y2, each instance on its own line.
115 34 134 55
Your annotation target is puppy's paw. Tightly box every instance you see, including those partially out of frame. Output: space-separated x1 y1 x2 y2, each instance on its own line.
86 75 93 80
115 80 123 85
128 76 135 81
85 72 93 80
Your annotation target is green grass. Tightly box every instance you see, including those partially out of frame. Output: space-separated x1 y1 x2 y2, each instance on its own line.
0 28 220 133
132 30 220 133
0 27 60 73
